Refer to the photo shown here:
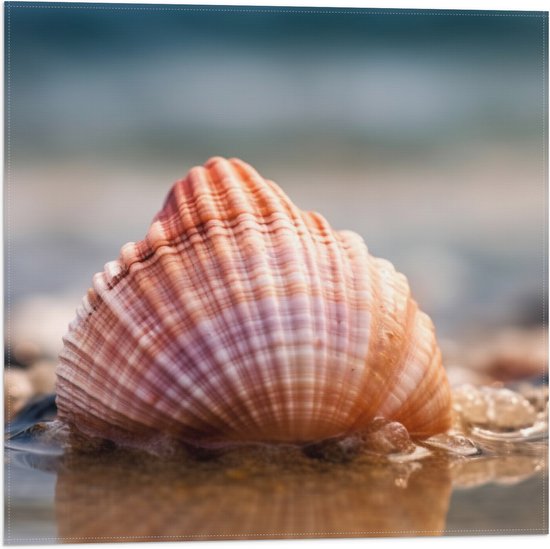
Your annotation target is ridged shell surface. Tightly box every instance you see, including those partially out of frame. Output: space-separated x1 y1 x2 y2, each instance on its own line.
56 157 452 446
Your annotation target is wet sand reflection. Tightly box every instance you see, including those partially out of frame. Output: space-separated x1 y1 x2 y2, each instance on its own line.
55 445 452 542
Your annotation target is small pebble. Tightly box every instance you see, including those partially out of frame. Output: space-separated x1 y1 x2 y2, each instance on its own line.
453 385 537 430
4 369 34 421
473 328 547 382
485 388 537 430
27 360 57 394
363 418 415 454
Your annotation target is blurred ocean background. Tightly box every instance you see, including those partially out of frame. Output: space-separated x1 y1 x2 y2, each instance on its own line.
5 4 548 353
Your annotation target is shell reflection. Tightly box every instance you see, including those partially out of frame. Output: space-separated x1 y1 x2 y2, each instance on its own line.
55 446 452 541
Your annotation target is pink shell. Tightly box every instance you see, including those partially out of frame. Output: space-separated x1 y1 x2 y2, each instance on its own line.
56 157 452 446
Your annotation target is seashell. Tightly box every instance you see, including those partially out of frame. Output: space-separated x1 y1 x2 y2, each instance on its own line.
56 157 452 447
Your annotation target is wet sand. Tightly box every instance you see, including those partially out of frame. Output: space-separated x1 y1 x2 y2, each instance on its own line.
4 407 548 545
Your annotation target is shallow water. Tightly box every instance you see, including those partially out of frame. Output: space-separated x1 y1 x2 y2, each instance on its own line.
4 384 548 544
